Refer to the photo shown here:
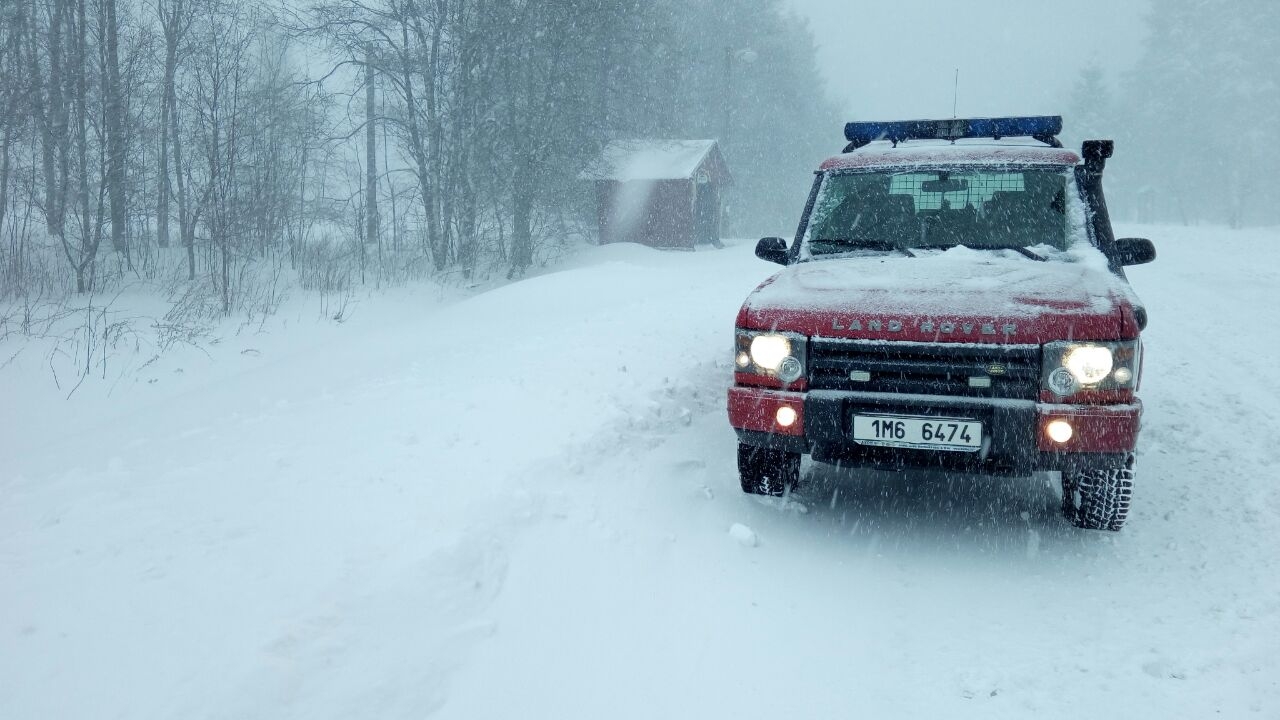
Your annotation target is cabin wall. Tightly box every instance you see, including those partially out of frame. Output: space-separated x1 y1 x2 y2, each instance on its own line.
596 179 698 247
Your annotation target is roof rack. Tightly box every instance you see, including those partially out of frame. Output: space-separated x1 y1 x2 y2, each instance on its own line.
843 116 1063 152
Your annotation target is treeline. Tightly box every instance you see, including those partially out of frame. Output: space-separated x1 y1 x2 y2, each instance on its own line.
1065 0 1279 228
0 0 836 312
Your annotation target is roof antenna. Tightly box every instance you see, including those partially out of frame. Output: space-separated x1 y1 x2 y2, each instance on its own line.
952 68 959 118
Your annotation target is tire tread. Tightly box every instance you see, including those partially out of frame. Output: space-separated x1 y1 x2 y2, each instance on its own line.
1063 454 1135 531
738 444 800 496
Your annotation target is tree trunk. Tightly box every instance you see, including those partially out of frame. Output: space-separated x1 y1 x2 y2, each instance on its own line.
2 6 22 240
155 1 182 249
510 154 533 275
157 103 170 247
221 232 229 313
427 6 446 265
401 18 440 268
103 0 127 259
74 0 95 291
0 121 11 239
34 0 68 236
365 45 377 250
381 94 398 254
454 35 477 276
170 91 194 280
210 99 226 312
292 143 306 269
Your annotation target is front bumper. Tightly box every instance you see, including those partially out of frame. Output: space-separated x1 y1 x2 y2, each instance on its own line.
728 386 1141 475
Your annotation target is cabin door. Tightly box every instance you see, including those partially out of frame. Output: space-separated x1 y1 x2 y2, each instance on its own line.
694 176 720 247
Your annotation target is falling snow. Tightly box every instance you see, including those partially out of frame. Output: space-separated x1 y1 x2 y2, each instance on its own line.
3 224 1279 718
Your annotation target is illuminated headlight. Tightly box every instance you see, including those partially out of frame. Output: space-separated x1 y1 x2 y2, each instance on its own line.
1042 340 1141 396
1064 346 1113 385
749 335 791 371
735 331 807 384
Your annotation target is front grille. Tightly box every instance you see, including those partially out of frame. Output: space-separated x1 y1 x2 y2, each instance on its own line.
808 338 1041 399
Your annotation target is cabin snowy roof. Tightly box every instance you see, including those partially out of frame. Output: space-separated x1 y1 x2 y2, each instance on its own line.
580 139 723 182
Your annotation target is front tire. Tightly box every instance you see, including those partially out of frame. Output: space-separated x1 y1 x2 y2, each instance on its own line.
738 443 800 496
1062 454 1135 531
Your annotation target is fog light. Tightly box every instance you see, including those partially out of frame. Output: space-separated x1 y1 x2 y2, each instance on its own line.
1046 419 1074 444
1113 366 1133 384
775 406 798 428
735 351 751 368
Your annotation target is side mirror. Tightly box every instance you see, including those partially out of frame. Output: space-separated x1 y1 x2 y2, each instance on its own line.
1114 237 1156 266
755 237 789 265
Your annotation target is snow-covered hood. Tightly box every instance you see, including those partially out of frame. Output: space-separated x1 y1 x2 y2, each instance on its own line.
737 247 1142 344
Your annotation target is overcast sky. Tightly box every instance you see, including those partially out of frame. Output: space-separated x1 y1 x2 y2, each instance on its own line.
782 0 1151 120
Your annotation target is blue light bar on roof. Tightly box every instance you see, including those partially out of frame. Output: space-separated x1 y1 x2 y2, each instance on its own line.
843 116 1063 148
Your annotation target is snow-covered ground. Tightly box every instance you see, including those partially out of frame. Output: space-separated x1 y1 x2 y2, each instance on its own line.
3 224 1278 718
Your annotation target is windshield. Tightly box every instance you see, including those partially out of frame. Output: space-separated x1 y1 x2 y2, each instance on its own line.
801 168 1073 257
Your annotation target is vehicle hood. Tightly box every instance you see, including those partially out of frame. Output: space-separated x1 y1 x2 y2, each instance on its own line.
738 247 1141 343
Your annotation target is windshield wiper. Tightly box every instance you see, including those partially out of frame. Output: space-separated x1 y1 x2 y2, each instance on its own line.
814 238 915 258
1004 245 1046 261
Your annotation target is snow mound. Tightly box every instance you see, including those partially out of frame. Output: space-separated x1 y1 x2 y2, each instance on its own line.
728 523 759 547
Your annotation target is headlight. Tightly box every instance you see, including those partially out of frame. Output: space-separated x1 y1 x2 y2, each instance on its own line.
1042 340 1140 397
1064 346 1113 385
735 331 807 384
749 335 790 371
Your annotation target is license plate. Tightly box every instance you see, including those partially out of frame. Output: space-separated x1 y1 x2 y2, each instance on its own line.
851 414 983 452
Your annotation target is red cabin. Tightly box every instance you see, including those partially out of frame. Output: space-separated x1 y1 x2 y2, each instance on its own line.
581 139 733 248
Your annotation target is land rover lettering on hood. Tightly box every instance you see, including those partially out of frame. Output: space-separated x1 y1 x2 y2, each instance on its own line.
728 116 1156 531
